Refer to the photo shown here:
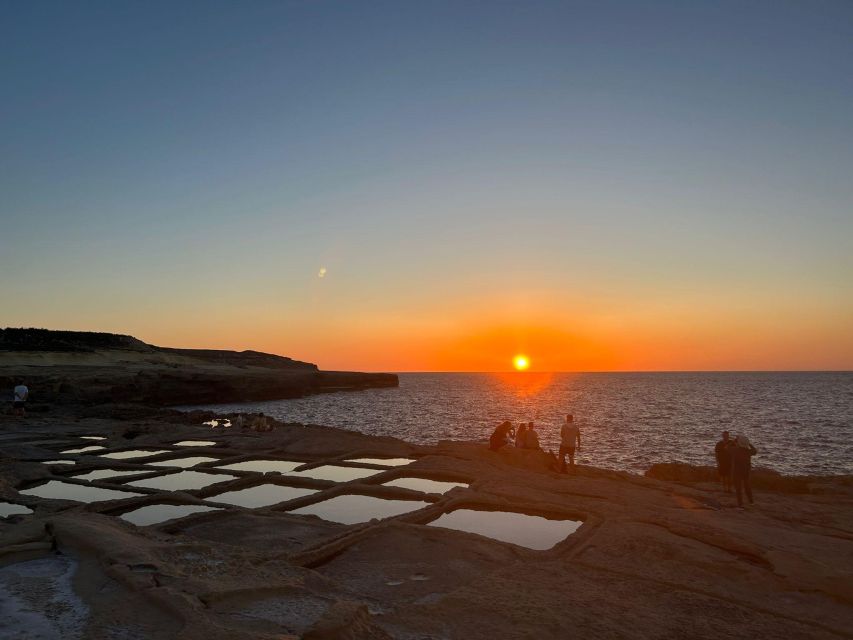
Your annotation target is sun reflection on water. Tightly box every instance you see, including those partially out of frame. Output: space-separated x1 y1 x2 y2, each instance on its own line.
492 371 556 398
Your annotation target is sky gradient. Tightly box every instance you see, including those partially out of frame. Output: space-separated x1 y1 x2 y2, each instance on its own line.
2 1 852 371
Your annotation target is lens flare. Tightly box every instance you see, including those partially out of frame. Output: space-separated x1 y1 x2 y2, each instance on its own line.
513 354 530 371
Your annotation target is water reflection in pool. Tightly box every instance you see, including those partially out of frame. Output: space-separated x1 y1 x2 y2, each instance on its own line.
41 460 75 465
100 450 171 460
80 436 107 441
173 440 217 447
382 477 467 494
125 471 237 491
208 484 318 509
293 465 380 483
73 469 149 482
119 504 220 526
148 457 219 468
0 502 33 517
20 481 144 503
217 460 302 474
60 446 106 455
288 494 429 525
427 509 582 550
345 458 414 467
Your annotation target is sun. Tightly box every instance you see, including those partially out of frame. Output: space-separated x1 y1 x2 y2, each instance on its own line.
513 354 530 371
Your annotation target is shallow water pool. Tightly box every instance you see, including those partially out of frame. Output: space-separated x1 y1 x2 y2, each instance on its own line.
173 440 216 447
125 470 237 492
60 445 106 455
382 477 467 494
427 509 582 550
20 480 144 503
345 458 415 467
72 469 149 482
41 460 75 465
288 494 429 525
0 502 33 517
100 449 171 460
148 456 219 468
208 483 318 509
119 503 221 526
293 465 381 483
217 459 302 474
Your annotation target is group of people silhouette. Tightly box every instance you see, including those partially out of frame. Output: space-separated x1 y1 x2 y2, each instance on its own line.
490 417 760 506
489 414 582 474
715 430 758 508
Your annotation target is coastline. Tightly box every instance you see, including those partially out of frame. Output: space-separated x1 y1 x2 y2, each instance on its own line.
1 402 851 638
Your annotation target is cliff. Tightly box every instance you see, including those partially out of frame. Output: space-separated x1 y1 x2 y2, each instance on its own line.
0 328 397 406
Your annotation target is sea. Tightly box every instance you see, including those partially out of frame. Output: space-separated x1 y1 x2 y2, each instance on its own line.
185 372 853 476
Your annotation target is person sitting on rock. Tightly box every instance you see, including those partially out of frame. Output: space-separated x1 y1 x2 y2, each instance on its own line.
514 422 527 447
489 421 514 451
250 413 272 432
714 430 733 493
731 434 758 508
523 422 541 450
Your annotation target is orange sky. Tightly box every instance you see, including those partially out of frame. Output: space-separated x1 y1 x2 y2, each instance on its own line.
113 288 852 372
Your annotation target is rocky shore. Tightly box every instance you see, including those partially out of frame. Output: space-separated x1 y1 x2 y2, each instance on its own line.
1 400 851 639
1 331 851 638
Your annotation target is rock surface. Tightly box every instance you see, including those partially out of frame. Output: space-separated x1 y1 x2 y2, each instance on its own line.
1 404 851 639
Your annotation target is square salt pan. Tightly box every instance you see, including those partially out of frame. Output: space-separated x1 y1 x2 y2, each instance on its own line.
120 504 220 526
148 457 219 468
293 465 380 483
217 460 302 474
20 480 144 503
100 450 171 460
288 494 429 525
125 471 237 491
208 484 318 509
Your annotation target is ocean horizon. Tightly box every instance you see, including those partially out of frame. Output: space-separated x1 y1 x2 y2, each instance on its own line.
186 371 853 477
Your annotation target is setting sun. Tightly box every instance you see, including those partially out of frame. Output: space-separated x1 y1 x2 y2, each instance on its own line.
513 354 530 371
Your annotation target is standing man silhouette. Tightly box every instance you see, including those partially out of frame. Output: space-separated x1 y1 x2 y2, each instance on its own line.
559 414 581 473
714 431 733 493
13 380 29 417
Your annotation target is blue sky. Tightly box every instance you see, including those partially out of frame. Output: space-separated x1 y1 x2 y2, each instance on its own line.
2 1 851 369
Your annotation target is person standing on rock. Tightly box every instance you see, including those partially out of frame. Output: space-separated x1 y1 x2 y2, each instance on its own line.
714 431 733 493
559 414 581 473
732 434 757 508
12 380 28 417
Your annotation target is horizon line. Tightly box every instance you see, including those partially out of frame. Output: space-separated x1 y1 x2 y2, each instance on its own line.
350 369 853 374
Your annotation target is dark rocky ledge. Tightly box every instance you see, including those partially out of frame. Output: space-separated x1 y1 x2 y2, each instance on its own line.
0 328 398 407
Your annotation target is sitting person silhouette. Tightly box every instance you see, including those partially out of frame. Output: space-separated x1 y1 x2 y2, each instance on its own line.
515 422 527 447
523 422 540 450
489 421 514 451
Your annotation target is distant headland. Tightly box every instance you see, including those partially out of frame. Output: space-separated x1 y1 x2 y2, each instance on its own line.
0 328 398 406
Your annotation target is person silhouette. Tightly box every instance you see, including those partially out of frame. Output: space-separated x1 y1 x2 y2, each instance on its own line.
731 434 757 508
714 430 733 493
559 414 581 473
13 380 29 417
